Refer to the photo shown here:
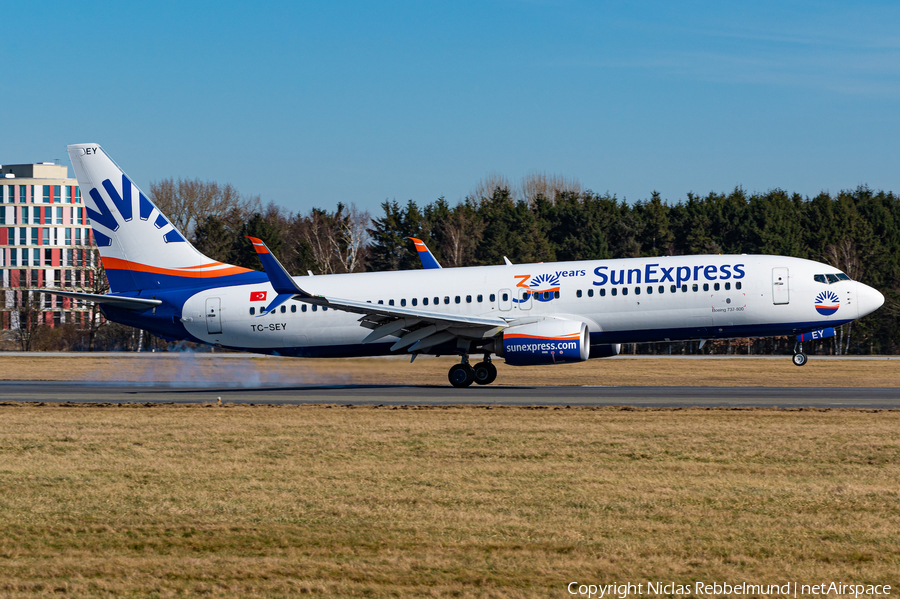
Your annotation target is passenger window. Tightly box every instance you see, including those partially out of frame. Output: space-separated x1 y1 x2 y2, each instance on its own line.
477 295 483 302
378 300 384 304
647 286 653 294
389 299 395 306
714 283 720 291
434 297 439 304
280 305 286 313
576 289 583 298
501 292 509 301
444 296 450 304
323 306 328 312
554 291 559 299
622 288 628 296
490 294 496 302
814 274 826 284
635 287 641 295
611 288 618 296
400 299 406 307
826 274 840 284
670 285 676 293
692 284 698 292
542 291 549 300
466 295 472 303
724 282 731 290
412 298 417 306
658 285 664 294
736 282 742 290
302 304 307 312
703 283 709 291
600 288 606 297
249 307 255 315
453 296 459 304
291 304 296 313
681 285 687 292
312 305 318 312
587 289 594 298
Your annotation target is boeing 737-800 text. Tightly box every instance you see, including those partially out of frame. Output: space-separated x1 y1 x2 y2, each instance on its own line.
44 144 885 387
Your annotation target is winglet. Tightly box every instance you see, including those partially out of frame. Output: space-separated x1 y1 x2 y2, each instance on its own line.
246 236 310 297
408 237 442 269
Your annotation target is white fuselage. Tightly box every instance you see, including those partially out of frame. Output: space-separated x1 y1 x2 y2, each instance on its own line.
178 254 878 357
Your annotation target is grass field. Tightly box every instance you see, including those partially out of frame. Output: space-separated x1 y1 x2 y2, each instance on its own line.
1 405 898 597
1 353 900 386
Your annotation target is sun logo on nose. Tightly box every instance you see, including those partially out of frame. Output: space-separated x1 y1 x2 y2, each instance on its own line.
814 290 840 316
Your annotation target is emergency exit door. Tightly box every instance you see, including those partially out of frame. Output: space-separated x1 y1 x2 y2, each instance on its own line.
772 268 789 305
205 297 223 334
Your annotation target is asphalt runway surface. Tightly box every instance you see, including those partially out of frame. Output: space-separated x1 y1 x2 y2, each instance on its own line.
0 381 898 408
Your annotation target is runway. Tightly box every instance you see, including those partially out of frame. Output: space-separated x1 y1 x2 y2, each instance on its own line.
1 381 898 408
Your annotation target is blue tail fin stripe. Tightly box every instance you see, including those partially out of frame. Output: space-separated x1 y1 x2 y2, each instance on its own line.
102 177 133 222
87 188 120 231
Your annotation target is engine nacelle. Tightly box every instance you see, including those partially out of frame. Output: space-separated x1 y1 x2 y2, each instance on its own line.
499 320 590 366
590 343 621 359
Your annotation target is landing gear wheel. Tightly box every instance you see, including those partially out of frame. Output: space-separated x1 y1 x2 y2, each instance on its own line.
473 361 498 385
792 352 808 367
449 363 475 387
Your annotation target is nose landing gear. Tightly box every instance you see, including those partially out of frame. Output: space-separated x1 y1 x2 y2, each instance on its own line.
448 354 498 387
792 342 808 367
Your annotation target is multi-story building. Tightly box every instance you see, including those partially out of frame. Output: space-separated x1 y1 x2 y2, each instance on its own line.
0 162 97 332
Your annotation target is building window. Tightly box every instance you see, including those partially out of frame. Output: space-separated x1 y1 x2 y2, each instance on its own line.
55 207 63 225
19 185 27 203
10 248 17 267
0 207 4 225
42 228 49 246
65 228 72 245
31 228 39 245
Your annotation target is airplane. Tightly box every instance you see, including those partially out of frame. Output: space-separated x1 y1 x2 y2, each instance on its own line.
45 144 885 387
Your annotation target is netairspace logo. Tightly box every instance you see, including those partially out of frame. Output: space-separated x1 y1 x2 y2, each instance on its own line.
566 581 892 598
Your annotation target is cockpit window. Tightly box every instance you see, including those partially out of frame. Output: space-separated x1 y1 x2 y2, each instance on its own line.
815 273 851 284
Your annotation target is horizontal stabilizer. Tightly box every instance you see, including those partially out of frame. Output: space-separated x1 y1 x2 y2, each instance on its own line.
39 290 162 311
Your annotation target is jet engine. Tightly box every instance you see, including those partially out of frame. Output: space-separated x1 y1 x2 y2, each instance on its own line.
498 319 589 366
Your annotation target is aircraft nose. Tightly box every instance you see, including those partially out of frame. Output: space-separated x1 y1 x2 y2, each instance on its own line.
856 282 885 318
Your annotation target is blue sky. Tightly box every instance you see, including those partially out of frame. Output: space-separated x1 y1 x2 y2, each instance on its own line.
3 1 898 214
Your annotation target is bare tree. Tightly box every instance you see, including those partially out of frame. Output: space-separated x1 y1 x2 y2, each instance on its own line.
824 239 864 355
470 172 514 202
520 171 582 205
295 204 370 274
14 289 43 351
150 178 261 239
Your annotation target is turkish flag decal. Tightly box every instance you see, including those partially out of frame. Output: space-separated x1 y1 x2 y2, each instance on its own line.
250 291 267 302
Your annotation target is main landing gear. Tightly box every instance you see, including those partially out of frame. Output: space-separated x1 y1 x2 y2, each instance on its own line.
792 342 808 367
448 355 497 388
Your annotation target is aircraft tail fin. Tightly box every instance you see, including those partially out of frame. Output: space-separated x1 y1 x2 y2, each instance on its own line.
67 144 262 293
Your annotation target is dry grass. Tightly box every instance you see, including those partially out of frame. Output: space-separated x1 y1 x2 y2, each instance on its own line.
0 405 898 597
1 354 900 387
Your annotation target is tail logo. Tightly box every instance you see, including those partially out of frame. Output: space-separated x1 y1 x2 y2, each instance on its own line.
85 174 185 246
814 290 840 316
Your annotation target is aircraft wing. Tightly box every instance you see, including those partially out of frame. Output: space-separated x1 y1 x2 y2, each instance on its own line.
247 237 507 353
38 290 162 310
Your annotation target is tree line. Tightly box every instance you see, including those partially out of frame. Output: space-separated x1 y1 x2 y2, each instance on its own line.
143 176 899 355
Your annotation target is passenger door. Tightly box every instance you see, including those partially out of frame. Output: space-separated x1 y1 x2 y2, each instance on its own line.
498 288 512 311
205 297 223 334
516 287 532 310
772 267 789 305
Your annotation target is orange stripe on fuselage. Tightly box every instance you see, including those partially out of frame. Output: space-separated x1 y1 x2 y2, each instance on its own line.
101 257 253 278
